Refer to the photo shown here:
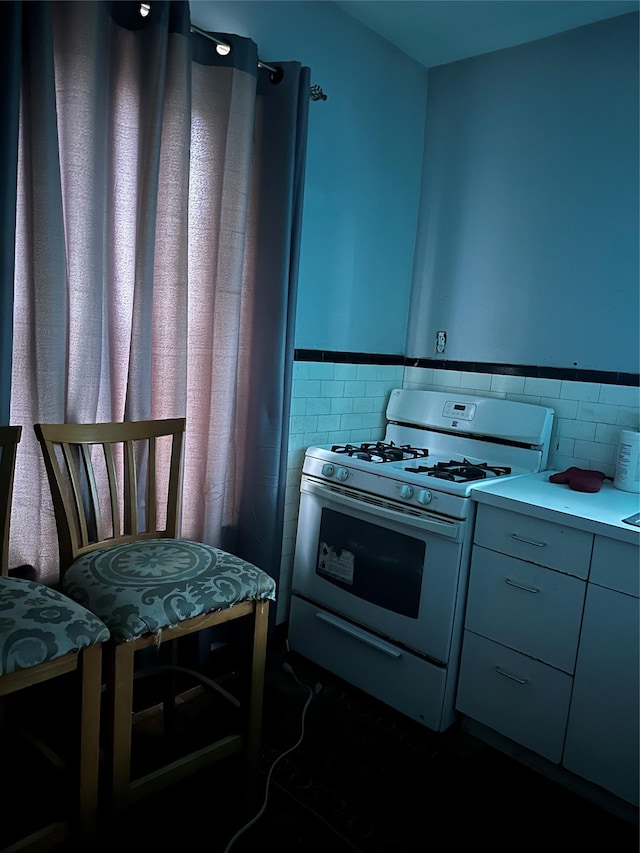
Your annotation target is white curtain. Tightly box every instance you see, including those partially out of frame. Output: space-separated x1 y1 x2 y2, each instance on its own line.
7 0 309 590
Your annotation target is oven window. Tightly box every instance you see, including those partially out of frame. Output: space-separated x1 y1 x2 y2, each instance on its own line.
316 508 424 618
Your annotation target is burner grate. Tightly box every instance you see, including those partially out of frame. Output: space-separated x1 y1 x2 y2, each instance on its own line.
405 458 512 482
330 441 429 463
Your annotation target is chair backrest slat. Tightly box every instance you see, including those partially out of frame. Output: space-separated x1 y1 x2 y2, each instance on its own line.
105 440 123 538
0 426 22 576
80 443 103 545
146 436 157 532
34 419 186 578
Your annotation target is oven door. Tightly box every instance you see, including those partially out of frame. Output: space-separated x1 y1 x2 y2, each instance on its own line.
291 475 469 664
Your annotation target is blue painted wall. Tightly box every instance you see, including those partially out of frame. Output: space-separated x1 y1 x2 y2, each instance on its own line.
407 13 639 373
189 4 639 374
189 0 428 355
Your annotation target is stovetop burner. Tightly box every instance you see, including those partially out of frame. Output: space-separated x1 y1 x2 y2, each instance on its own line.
330 441 429 463
404 458 512 482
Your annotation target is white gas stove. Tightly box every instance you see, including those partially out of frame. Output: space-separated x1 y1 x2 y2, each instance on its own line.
288 389 554 731
301 388 554 519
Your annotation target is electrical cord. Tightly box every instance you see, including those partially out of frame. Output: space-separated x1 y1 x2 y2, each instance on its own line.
223 662 322 853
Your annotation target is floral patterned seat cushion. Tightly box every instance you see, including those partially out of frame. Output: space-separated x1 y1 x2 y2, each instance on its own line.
62 539 277 643
0 577 110 676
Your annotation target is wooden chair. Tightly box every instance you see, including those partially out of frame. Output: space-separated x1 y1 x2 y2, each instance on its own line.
34 418 275 817
0 425 109 852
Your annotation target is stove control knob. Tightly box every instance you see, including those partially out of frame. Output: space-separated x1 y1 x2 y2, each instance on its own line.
321 463 335 478
400 485 414 500
418 489 433 505
336 467 349 481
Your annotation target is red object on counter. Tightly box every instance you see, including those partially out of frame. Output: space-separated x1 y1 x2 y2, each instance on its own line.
548 467 609 493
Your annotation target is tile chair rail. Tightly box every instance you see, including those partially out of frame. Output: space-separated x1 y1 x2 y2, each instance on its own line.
34 418 276 818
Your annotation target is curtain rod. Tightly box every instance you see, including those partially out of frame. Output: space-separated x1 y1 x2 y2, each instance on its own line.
189 24 327 101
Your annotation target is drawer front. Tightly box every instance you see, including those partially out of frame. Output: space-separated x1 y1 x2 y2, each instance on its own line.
590 536 639 597
466 547 586 673
456 631 573 763
288 596 456 732
474 504 593 578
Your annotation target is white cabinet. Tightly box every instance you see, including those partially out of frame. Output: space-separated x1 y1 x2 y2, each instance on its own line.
563 537 639 806
457 504 589 764
458 502 640 808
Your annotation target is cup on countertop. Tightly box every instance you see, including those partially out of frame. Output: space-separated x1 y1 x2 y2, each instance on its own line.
613 429 640 493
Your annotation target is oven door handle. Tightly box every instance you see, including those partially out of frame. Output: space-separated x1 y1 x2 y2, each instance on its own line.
301 477 462 540
315 611 402 659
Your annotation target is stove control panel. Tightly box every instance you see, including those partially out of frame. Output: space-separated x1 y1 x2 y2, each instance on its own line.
443 401 476 420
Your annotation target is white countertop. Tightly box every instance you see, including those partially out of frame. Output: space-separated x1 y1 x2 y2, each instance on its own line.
470 471 640 545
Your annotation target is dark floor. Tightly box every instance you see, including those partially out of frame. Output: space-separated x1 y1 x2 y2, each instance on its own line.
2 634 638 852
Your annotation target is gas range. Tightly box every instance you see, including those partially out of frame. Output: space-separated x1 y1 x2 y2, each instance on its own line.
289 388 555 730
301 388 555 520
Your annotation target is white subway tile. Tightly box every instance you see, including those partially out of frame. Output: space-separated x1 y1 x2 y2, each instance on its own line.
560 381 600 402
541 398 578 419
330 430 356 444
289 397 306 416
616 407 640 428
302 431 330 446
554 418 596 440
330 397 353 415
351 428 379 443
403 366 434 386
293 362 310 380
574 439 616 464
282 518 297 540
344 380 367 397
594 422 622 444
308 362 335 380
333 363 358 380
306 397 331 415
460 372 492 391
352 397 375 413
432 369 461 387
287 447 306 468
524 377 561 397
576 401 619 424
506 393 541 404
317 414 342 432
372 395 391 412
356 364 378 380
286 467 302 487
365 380 392 397
292 379 321 398
547 453 590 472
320 380 345 398
361 412 385 430
601 384 640 406
376 365 402 381
290 414 318 434
490 374 525 394
553 436 576 457
340 413 364 431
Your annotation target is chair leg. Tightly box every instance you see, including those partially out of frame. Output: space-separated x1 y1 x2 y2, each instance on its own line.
104 642 135 816
162 640 178 741
246 600 269 811
77 644 102 842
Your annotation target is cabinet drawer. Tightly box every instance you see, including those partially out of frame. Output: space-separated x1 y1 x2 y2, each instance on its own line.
590 537 639 597
456 631 573 763
474 504 593 578
466 547 586 672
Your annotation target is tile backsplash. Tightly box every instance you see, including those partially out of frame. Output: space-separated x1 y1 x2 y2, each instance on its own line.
276 362 640 623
